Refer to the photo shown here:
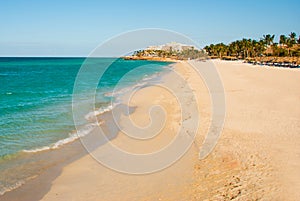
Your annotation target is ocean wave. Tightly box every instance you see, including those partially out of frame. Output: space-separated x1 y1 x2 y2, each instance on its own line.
21 71 161 154
84 104 114 121
0 174 39 196
0 180 25 196
22 123 97 153
0 59 173 197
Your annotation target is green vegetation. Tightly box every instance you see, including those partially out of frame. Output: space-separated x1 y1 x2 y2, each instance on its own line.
204 32 300 59
132 48 206 60
130 32 300 66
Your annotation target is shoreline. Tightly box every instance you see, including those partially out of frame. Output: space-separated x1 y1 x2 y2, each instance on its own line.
123 55 182 62
0 58 174 197
124 55 300 69
1 60 300 200
0 61 176 200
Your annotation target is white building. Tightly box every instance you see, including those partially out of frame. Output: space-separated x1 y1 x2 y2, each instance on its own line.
146 42 198 52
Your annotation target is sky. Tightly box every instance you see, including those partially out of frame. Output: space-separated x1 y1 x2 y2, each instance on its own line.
0 0 299 56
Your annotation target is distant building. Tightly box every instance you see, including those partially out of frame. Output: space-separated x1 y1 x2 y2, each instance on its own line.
146 45 163 50
146 42 198 52
182 45 195 51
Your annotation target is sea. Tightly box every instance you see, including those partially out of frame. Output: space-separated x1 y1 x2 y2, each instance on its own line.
0 57 172 195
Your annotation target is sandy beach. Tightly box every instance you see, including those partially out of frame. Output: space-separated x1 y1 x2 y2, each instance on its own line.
2 60 300 201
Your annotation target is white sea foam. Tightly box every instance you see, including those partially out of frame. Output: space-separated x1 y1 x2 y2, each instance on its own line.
0 180 25 196
22 123 97 153
2 61 173 197
0 174 39 196
84 104 114 121
22 66 170 154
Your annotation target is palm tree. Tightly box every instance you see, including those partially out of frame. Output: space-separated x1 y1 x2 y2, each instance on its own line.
289 32 297 44
251 40 264 57
262 34 275 46
259 40 266 56
251 40 259 57
204 44 214 56
271 42 280 57
286 32 297 56
228 42 238 57
244 39 252 58
214 43 227 58
236 40 243 58
203 32 299 59
286 38 293 56
279 35 287 46
134 50 143 57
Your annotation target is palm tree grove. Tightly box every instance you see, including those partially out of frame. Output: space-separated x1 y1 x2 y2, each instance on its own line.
204 32 300 67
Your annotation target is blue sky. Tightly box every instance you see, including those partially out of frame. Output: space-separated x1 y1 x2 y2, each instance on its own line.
0 0 299 56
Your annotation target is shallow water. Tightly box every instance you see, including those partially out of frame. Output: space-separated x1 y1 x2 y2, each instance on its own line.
0 57 172 195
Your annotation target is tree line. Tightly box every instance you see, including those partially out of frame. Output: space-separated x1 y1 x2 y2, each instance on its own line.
204 32 300 58
133 48 206 60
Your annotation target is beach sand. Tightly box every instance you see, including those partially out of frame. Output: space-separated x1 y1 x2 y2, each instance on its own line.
2 60 300 201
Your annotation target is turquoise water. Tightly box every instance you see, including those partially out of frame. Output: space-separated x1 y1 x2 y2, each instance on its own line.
0 57 171 158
